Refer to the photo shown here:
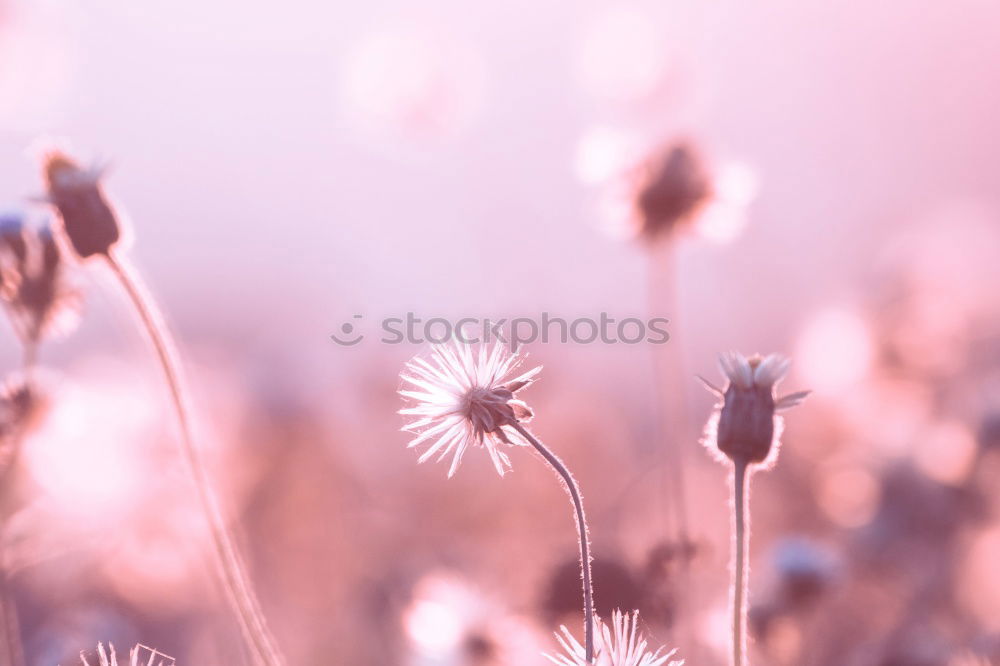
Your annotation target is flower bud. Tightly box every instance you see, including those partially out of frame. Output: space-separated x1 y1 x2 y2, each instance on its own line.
42 151 121 258
701 352 809 465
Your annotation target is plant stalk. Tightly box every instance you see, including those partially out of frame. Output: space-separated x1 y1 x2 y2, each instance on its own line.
511 422 595 662
104 252 283 666
732 456 749 666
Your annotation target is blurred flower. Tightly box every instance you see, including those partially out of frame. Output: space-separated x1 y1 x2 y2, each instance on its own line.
771 537 839 608
80 643 174 666
634 142 712 242
0 215 81 350
596 140 756 245
40 150 121 259
404 572 545 665
700 352 809 465
399 341 541 477
0 375 45 474
546 610 681 666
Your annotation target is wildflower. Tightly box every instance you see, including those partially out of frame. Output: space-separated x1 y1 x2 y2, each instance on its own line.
0 377 45 474
41 150 121 258
399 341 541 477
404 572 546 664
0 216 81 352
80 643 174 666
547 610 682 666
400 341 597 659
700 351 809 465
35 149 284 664
634 141 712 241
699 352 808 666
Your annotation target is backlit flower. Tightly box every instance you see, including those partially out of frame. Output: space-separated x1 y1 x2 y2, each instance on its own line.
403 571 546 665
634 142 712 241
546 610 682 666
0 375 45 474
700 352 809 465
41 150 121 259
399 341 541 477
80 643 174 666
0 215 81 348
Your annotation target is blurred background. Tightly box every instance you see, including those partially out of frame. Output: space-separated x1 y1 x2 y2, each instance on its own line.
2 0 1000 663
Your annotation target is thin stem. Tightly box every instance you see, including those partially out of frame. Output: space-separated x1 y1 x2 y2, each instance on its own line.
0 573 24 666
645 241 691 546
646 242 695 655
511 422 595 662
0 347 35 666
21 343 36 379
104 252 283 666
731 457 749 666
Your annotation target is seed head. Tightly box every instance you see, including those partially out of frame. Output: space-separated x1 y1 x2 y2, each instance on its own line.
0 215 82 348
41 150 121 259
634 141 712 242
399 341 541 477
546 610 682 666
700 352 809 465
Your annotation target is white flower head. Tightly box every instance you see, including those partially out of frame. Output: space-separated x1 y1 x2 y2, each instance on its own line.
80 643 174 666
399 341 541 477
700 351 810 466
546 610 682 666
404 571 547 664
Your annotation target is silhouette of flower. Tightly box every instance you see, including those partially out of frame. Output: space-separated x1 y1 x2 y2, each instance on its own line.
399 341 541 477
700 351 809 465
41 151 121 259
547 610 682 666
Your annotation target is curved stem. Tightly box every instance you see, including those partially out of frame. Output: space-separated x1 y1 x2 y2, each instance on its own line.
512 422 595 662
104 252 283 666
731 457 749 666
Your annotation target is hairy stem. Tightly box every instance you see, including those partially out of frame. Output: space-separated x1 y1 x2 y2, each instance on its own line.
104 252 283 666
732 457 749 666
512 422 595 662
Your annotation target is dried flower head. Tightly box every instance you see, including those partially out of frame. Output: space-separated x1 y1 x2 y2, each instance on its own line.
399 341 541 477
547 610 682 666
0 376 45 473
0 215 82 348
634 141 712 241
80 643 174 666
700 352 809 465
41 150 121 258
